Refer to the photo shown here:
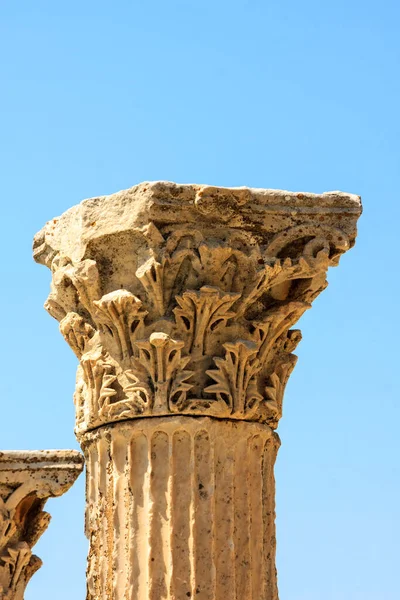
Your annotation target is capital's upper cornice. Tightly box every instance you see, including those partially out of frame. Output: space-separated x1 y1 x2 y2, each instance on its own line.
33 181 361 266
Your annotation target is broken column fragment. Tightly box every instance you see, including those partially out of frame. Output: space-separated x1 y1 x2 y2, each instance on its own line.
0 450 83 599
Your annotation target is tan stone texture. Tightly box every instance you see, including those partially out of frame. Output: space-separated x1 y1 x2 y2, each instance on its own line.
0 450 84 599
82 417 279 600
33 181 361 599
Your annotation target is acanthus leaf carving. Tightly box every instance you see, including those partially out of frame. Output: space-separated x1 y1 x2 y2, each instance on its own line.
135 229 204 318
46 257 101 323
203 302 308 420
132 333 195 413
94 290 147 363
135 230 259 319
136 257 166 318
37 202 358 432
80 351 118 425
205 340 263 417
0 542 37 600
250 301 309 369
174 286 240 359
60 312 96 359
264 355 298 427
237 252 329 318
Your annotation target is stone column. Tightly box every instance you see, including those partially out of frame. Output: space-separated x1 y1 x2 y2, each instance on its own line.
0 450 83 599
33 182 361 600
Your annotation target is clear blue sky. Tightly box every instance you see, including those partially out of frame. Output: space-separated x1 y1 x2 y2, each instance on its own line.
1 2 399 599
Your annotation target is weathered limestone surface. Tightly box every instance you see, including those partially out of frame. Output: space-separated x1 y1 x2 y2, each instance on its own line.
82 418 278 600
33 181 361 599
0 450 84 599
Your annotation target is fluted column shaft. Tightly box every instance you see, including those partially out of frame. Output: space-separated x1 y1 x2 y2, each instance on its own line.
82 417 279 600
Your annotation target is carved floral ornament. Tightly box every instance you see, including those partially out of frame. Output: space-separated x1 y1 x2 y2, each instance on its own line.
0 488 46 600
36 214 352 437
0 451 83 600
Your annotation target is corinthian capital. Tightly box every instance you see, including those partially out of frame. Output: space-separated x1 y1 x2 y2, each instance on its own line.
33 182 361 437
0 451 83 599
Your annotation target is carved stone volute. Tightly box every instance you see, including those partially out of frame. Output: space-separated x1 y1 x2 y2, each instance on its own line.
33 182 361 438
